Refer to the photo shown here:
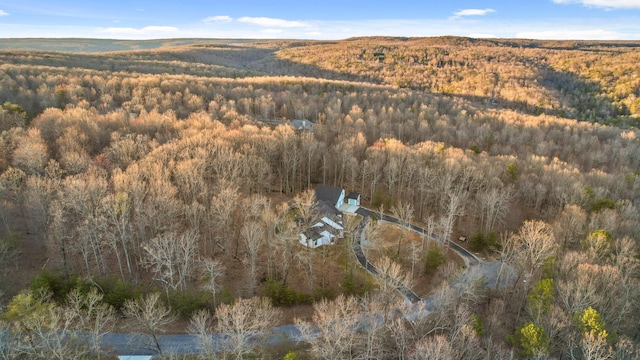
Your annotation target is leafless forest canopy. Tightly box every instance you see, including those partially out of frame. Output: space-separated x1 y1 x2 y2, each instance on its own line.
0 37 640 359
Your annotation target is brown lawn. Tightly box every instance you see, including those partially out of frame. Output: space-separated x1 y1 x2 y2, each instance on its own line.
365 221 466 298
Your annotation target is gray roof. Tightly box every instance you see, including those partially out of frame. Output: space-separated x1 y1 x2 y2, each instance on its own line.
346 192 360 200
290 119 313 130
315 185 343 206
316 200 342 217
303 225 324 239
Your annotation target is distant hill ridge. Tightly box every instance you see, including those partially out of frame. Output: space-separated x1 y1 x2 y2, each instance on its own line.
2 36 640 125
2 36 640 53
0 38 262 53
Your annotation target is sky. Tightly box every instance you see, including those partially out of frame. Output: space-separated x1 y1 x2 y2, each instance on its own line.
1 0 640 40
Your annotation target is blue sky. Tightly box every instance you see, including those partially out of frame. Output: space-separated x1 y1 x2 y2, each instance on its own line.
1 0 640 40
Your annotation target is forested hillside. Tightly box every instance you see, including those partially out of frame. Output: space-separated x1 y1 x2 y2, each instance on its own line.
279 37 640 126
0 37 639 359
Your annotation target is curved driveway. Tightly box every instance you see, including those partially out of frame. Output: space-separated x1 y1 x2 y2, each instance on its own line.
355 207 480 265
351 209 421 303
352 207 481 303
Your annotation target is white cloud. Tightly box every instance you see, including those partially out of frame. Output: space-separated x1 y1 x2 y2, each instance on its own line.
552 0 640 9
237 16 309 28
0 10 8 16
203 15 233 23
452 8 495 18
1 13 639 41
141 26 179 33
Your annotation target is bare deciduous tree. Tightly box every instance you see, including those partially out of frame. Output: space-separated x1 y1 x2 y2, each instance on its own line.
376 256 413 306
140 170 182 239
292 188 318 228
184 200 206 238
2 291 88 360
215 297 281 360
65 288 115 354
516 220 557 277
143 230 199 292
241 221 264 295
440 187 467 249
51 171 109 276
173 158 207 205
357 296 396 359
12 128 48 175
0 318 21 360
391 201 414 256
301 134 320 189
0 234 19 274
274 210 299 287
408 335 457 360
298 294 362 360
123 292 176 355
295 247 315 291
478 184 513 235
47 201 75 274
210 184 240 255
201 257 225 307
188 309 216 358
101 192 135 281
553 204 587 248
23 175 59 241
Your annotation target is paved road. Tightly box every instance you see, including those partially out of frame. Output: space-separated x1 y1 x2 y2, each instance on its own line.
101 324 304 356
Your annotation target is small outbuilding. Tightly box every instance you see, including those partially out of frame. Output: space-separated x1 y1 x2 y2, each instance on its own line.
290 119 313 132
346 192 361 206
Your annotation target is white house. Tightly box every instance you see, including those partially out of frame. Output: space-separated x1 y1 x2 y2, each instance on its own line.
321 216 344 238
299 216 347 248
300 223 334 248
298 185 359 249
